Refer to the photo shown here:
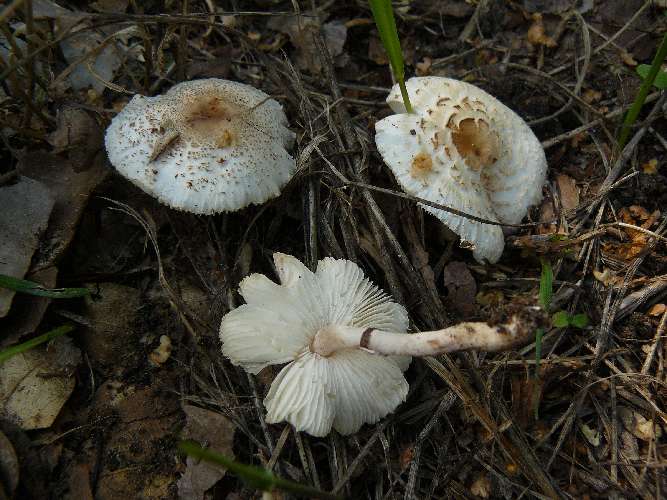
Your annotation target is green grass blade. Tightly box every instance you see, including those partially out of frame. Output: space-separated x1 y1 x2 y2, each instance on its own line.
178 441 342 499
618 32 667 148
0 274 89 299
368 0 413 113
0 325 73 364
533 258 553 419
538 258 553 310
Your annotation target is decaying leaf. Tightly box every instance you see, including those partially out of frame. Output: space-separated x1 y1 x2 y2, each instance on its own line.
83 282 142 374
17 150 108 268
177 405 236 500
443 261 477 318
0 336 81 430
0 430 19 498
470 474 492 498
620 50 638 67
582 88 602 104
267 15 347 72
148 335 172 366
579 423 601 447
593 268 623 287
527 14 557 48
641 158 658 174
648 303 666 316
415 57 432 76
47 107 104 172
0 177 56 318
603 206 660 261
618 407 663 441
556 174 579 212
0 267 59 349
368 36 389 65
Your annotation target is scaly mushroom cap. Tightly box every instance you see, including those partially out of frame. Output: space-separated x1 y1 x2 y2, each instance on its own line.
105 78 296 214
375 77 547 263
220 253 410 437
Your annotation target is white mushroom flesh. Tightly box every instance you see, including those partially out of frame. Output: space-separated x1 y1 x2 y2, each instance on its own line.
375 76 547 263
219 253 410 437
105 78 296 214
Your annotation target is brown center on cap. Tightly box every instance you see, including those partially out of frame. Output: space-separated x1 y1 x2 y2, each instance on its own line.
410 152 433 178
450 118 500 170
183 96 236 147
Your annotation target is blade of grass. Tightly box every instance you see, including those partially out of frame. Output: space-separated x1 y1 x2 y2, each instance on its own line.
368 0 413 113
178 441 342 500
538 258 552 311
618 32 667 149
0 324 73 364
533 259 553 419
0 274 89 299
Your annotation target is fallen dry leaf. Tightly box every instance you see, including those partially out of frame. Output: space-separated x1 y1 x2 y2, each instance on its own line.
582 88 602 104
620 50 638 67
443 261 477 318
47 107 103 172
580 423 601 447
149 335 172 366
556 174 579 212
90 0 129 12
0 430 19 498
0 267 58 349
416 57 432 76
593 268 622 287
641 158 658 174
527 14 557 48
177 405 236 500
0 177 56 318
17 149 108 268
476 290 504 307
267 15 347 72
603 206 660 261
0 336 81 430
648 303 666 316
399 444 415 472
83 282 142 374
618 407 663 441
368 36 389 65
470 474 492 498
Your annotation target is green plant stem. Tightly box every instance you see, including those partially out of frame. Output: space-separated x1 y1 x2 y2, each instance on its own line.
368 0 413 113
0 274 89 299
178 441 341 500
533 259 553 419
398 79 413 113
0 325 73 364
618 32 667 149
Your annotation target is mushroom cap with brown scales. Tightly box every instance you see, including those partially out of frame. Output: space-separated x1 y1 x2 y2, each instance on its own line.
375 77 547 263
104 79 296 214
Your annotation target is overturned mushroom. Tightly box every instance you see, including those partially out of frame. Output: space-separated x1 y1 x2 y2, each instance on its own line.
375 77 547 263
219 253 543 437
105 78 296 214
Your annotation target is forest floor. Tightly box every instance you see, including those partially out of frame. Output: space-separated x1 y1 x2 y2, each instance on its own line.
0 0 666 498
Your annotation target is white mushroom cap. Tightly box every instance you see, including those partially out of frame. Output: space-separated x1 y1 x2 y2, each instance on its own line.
220 253 411 437
105 78 296 214
375 77 547 263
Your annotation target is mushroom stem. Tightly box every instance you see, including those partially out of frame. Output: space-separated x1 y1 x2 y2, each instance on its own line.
312 309 542 358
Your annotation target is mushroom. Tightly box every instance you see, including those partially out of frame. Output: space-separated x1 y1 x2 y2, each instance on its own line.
375 77 547 263
105 78 296 214
219 253 543 437
220 253 411 437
